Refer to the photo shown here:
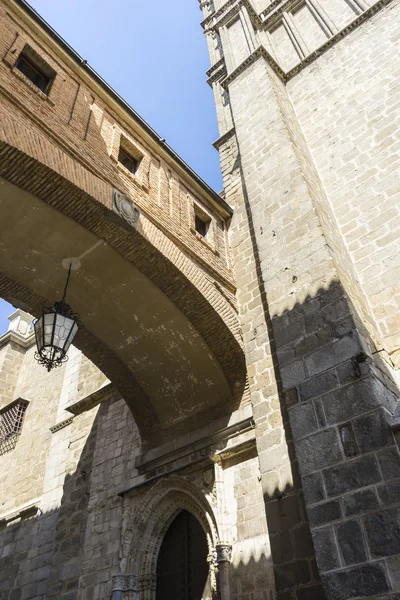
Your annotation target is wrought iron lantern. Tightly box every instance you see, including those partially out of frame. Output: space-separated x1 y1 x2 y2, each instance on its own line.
34 265 81 372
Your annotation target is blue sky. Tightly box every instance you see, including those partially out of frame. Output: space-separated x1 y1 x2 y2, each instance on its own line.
0 0 221 333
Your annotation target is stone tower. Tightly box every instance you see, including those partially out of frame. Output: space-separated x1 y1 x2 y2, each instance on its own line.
199 0 400 598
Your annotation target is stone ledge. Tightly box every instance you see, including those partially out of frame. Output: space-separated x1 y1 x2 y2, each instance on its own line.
49 416 74 434
0 499 41 526
135 404 254 473
213 128 236 150
65 382 115 416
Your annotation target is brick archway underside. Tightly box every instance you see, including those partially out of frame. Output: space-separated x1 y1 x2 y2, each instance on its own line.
0 132 247 442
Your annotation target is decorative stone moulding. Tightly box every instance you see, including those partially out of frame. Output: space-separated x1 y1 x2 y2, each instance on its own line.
206 0 394 86
109 188 141 231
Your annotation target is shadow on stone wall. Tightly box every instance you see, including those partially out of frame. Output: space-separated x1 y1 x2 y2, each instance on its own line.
237 154 400 599
0 399 112 600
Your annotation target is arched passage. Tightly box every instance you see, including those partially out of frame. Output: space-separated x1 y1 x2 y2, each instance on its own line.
0 118 247 441
122 476 220 599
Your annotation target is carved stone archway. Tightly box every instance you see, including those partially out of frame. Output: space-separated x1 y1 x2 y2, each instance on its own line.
117 475 224 600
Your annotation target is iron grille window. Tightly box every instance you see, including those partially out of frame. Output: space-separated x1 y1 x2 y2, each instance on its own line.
0 399 29 456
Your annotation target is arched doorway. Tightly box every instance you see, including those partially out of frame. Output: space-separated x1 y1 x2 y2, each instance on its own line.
156 510 210 600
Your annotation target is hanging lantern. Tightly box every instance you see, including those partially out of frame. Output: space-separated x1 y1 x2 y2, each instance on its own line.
34 265 81 372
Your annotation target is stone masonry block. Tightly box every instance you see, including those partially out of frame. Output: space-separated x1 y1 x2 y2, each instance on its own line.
378 446 400 480
343 489 379 517
322 563 389 600
308 500 341 527
353 408 393 453
299 370 338 402
322 379 380 425
296 428 342 475
336 520 366 565
313 526 340 572
324 455 381 497
365 508 400 557
289 403 318 440
305 336 361 378
302 472 325 505
378 481 400 506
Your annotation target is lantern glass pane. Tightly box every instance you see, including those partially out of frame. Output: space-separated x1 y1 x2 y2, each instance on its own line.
43 312 55 346
34 316 44 351
53 314 71 350
64 320 78 352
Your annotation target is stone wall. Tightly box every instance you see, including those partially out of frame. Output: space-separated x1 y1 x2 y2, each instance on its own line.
0 311 274 599
201 0 400 598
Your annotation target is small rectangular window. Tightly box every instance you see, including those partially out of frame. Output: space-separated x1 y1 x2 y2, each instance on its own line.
118 147 139 174
0 399 29 456
195 214 210 237
15 52 53 94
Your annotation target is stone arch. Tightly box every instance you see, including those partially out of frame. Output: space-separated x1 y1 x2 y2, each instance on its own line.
124 476 219 598
0 113 247 441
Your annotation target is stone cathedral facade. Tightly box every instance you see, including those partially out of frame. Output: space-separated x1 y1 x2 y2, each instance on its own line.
0 0 399 599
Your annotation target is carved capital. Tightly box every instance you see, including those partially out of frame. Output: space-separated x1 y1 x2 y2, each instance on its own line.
112 575 128 592
127 575 138 591
111 188 140 231
138 573 157 592
215 543 232 563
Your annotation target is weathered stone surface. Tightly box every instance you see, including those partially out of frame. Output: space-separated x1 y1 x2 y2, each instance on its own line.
377 482 400 506
302 473 325 506
342 489 379 517
296 429 342 475
336 521 366 565
308 501 341 527
353 409 393 453
324 456 381 497
365 508 400 557
298 371 338 402
378 447 400 480
321 380 382 425
289 403 318 440
322 563 389 600
313 527 341 572
338 422 359 458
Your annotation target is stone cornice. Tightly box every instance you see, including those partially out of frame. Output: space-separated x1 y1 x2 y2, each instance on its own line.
284 0 395 79
135 412 255 474
213 128 236 150
206 58 227 86
222 45 286 89
203 0 261 32
0 329 35 351
66 382 115 416
219 0 394 89
206 57 225 78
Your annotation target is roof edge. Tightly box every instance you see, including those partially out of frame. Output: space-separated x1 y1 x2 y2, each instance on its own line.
11 0 233 216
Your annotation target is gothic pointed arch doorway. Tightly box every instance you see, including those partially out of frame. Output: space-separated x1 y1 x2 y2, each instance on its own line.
156 509 210 600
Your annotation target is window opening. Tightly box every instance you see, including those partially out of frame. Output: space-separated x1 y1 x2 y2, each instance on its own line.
195 213 211 238
118 146 139 174
0 399 29 456
15 51 53 94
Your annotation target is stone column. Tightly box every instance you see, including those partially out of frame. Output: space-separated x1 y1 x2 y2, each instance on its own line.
216 543 232 600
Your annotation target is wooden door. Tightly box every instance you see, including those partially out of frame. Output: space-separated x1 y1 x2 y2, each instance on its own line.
156 510 209 600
